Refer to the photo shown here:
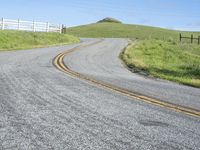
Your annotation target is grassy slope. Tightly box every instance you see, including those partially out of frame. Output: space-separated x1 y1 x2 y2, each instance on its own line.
66 22 199 40
121 40 200 88
0 30 79 51
67 22 200 87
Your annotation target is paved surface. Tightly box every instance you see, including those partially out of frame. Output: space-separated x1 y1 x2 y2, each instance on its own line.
0 38 200 150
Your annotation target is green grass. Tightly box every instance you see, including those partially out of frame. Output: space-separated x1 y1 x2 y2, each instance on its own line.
65 22 200 87
121 40 200 88
0 30 79 51
65 22 199 41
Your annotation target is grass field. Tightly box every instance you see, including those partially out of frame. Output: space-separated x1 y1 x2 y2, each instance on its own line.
0 30 79 51
67 22 200 87
121 40 200 88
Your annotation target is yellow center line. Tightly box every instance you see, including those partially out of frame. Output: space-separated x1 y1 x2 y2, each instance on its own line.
53 41 200 118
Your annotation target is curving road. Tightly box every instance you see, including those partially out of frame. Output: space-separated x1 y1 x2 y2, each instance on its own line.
64 38 200 111
0 38 200 149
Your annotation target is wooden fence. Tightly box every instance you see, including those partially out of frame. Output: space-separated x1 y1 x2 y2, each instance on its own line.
180 33 200 45
0 18 62 33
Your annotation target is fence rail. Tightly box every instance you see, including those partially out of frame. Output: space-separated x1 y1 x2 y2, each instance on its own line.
0 18 62 33
180 33 200 45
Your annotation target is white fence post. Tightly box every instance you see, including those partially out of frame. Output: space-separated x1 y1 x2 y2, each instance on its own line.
33 20 35 32
1 18 4 30
46 22 49 32
18 19 20 30
59 24 62 33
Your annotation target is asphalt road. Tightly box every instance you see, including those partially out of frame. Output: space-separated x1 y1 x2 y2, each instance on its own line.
0 38 200 150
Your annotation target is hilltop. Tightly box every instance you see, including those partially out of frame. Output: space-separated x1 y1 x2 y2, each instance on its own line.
97 17 122 24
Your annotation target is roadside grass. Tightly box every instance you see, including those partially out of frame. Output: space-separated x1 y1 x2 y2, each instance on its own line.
121 40 200 88
0 30 79 51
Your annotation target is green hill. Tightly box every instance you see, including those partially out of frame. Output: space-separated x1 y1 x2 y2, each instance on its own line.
65 22 199 41
0 30 79 51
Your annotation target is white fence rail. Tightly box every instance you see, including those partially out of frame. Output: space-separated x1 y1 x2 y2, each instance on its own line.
0 18 62 33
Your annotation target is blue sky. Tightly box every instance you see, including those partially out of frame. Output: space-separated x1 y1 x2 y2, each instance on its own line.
1 0 200 31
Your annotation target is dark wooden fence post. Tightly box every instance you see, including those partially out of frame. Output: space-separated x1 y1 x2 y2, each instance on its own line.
180 33 182 42
191 34 193 43
198 36 200 45
62 24 64 33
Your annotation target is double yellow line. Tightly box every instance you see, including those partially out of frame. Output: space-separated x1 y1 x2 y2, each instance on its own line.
53 41 200 118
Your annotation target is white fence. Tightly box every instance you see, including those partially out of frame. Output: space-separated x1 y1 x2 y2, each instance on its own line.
0 18 62 33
